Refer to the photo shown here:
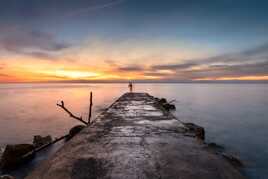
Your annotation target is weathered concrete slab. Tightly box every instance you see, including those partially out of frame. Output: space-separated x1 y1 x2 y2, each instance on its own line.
26 93 245 179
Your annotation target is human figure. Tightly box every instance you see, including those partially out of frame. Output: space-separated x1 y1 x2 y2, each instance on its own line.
128 82 133 92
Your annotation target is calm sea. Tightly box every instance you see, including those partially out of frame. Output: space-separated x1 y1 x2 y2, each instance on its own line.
0 83 267 179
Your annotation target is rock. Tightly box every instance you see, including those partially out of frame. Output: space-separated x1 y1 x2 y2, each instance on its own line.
156 97 176 111
0 175 15 179
207 142 224 150
66 125 85 141
0 144 34 169
221 153 243 167
0 147 4 160
184 123 205 140
158 98 167 104
33 135 52 148
162 103 176 111
196 127 205 140
169 104 176 110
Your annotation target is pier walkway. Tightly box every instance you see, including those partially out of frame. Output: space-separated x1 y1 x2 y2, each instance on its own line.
26 93 245 179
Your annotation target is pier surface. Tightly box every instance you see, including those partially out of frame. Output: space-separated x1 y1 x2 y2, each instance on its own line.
26 93 245 179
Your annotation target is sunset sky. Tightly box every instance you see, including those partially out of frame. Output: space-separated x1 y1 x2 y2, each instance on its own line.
0 0 268 82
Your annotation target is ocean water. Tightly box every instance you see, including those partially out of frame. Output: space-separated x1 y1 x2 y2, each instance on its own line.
0 83 267 178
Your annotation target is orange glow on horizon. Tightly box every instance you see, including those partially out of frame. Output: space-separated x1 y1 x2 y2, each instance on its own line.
0 65 163 83
39 70 101 79
0 44 267 83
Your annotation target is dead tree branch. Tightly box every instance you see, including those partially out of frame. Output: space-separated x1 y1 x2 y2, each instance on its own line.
22 134 69 160
57 101 88 125
88 92 93 124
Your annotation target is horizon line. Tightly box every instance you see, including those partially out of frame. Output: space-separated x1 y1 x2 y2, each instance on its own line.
1 80 268 84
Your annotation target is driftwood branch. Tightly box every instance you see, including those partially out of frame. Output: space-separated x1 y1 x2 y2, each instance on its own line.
34 134 69 153
22 134 69 160
57 101 88 125
88 92 93 124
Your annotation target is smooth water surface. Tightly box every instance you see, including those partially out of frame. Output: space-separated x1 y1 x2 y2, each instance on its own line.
0 83 267 179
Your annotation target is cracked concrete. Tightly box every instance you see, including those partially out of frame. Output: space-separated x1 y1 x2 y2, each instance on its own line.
26 93 246 179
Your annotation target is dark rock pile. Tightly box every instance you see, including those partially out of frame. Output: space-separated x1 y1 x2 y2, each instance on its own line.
66 125 85 141
0 125 86 171
156 98 176 111
33 135 52 148
0 144 34 170
184 122 205 140
0 135 53 170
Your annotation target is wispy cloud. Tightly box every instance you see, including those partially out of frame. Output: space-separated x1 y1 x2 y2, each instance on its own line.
151 63 196 71
147 42 268 80
241 42 268 57
64 0 126 17
23 51 59 60
117 65 144 72
202 61 268 77
0 26 70 60
0 64 9 78
0 73 9 77
202 43 268 65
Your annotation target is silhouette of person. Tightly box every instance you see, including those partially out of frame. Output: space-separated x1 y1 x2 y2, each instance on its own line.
128 82 133 92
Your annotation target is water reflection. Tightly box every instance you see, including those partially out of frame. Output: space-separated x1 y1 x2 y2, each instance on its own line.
0 83 128 146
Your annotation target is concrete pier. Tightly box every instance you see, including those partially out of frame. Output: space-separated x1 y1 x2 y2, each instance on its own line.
26 93 245 179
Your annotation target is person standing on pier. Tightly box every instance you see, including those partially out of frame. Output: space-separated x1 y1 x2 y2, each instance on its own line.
128 82 133 92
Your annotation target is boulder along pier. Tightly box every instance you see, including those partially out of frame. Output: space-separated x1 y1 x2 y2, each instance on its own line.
26 92 246 179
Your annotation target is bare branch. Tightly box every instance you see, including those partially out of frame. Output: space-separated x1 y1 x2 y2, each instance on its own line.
88 92 93 124
57 100 88 125
22 134 69 160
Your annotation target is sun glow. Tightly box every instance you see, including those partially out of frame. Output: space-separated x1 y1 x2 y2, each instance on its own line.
42 70 101 79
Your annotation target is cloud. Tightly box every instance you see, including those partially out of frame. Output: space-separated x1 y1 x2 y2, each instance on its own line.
202 43 268 65
104 60 118 67
143 72 168 76
169 60 268 80
0 64 9 77
0 73 9 77
143 42 268 81
151 62 196 71
23 51 58 60
105 42 268 81
0 63 6 70
206 61 268 77
64 0 126 17
104 60 145 72
241 42 268 57
0 26 70 60
117 65 144 72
